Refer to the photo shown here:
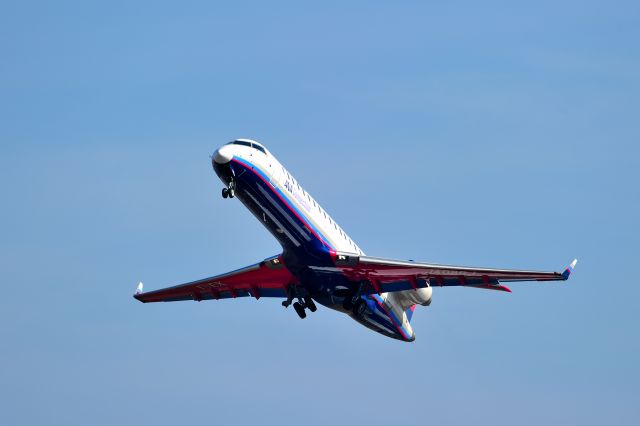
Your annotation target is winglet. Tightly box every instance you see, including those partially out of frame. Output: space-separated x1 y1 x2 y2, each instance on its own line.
135 282 144 295
561 259 578 281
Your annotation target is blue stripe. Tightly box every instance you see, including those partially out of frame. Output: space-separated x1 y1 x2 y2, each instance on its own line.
233 157 335 250
369 294 412 340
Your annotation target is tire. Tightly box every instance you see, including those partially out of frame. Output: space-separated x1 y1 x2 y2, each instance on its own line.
228 188 235 198
222 188 229 198
304 296 317 312
293 302 306 319
353 299 367 317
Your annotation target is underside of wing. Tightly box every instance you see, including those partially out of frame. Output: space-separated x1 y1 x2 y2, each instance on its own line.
330 251 577 294
134 255 299 303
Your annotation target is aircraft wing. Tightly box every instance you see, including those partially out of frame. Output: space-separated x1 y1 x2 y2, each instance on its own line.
133 255 297 303
330 252 577 294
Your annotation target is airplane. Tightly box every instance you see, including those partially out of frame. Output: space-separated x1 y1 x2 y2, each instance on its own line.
134 139 577 342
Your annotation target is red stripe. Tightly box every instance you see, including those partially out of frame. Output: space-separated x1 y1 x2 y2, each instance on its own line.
232 158 331 249
370 295 410 340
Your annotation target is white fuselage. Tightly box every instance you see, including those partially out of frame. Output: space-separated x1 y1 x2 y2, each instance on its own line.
214 140 423 341
215 140 364 255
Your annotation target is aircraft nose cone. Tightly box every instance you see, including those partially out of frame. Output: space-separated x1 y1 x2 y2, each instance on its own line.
213 145 233 164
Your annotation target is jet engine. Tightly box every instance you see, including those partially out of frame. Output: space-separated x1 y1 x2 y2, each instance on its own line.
387 287 432 312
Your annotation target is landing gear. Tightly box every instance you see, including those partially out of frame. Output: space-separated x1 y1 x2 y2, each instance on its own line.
341 280 365 311
304 296 317 312
221 180 236 199
282 286 316 319
342 297 354 310
353 298 367 317
293 302 306 319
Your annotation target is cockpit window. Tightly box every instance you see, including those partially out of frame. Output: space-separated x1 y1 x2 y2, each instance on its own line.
228 140 267 154
234 140 252 148
252 144 266 154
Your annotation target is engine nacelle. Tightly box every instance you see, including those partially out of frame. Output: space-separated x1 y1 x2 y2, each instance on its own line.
387 287 432 312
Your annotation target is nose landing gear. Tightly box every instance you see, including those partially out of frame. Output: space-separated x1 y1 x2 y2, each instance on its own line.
221 180 236 199
222 187 235 198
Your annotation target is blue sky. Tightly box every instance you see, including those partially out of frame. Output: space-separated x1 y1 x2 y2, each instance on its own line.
1 1 639 425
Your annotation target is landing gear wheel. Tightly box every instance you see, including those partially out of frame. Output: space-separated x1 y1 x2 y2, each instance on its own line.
222 188 229 199
228 188 235 198
304 296 317 312
293 302 306 319
353 299 367 317
342 296 354 311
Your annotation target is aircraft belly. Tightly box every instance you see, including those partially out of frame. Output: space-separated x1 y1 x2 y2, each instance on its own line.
310 288 414 342
232 160 329 258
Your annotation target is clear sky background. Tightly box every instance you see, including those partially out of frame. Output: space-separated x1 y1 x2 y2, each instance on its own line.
1 1 639 425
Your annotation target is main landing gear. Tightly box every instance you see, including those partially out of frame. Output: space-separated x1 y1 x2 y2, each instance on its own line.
221 180 236 199
343 297 367 318
282 289 317 319
341 281 368 318
352 298 367 317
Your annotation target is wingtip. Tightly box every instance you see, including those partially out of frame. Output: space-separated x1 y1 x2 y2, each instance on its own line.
135 281 144 295
562 259 578 280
